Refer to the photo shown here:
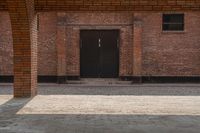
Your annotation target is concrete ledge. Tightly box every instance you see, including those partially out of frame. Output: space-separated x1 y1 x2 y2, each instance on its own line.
38 76 57 83
57 76 67 84
142 76 200 83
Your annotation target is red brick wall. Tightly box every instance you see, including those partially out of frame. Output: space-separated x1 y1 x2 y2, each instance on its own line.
0 12 58 76
65 26 80 76
2 0 200 12
120 26 133 76
56 13 67 77
38 12 57 75
1 12 200 77
34 0 200 11
0 12 13 75
141 12 200 76
0 1 7 11
62 13 134 76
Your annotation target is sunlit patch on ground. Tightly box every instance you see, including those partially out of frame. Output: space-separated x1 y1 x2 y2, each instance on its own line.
0 95 13 106
17 95 200 115
1 84 200 133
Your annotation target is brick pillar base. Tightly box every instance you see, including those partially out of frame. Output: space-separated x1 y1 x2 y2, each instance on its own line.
7 0 38 97
132 14 142 83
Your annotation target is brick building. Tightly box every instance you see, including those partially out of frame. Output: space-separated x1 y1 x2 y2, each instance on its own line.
1 0 200 97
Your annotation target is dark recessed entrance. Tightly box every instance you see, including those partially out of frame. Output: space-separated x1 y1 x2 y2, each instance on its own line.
80 30 119 78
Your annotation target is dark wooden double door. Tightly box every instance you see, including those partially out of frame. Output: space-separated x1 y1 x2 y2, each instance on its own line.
80 30 119 78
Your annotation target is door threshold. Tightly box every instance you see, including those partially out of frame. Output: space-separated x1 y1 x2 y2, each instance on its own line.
67 78 132 85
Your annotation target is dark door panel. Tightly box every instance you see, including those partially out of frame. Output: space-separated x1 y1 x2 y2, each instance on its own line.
100 30 119 77
80 30 119 78
80 30 100 77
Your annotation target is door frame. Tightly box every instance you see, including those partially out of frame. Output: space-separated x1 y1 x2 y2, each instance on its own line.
79 29 120 78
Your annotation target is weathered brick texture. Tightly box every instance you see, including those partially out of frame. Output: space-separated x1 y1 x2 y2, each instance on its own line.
142 12 200 76
0 1 7 11
1 0 200 98
7 0 38 97
34 0 200 11
58 13 134 76
1 12 200 78
133 17 142 76
2 0 200 12
38 12 57 75
120 26 133 76
0 12 13 75
56 13 67 77
65 26 80 76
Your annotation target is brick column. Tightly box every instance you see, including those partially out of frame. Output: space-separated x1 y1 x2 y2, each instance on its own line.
56 13 66 83
7 0 38 97
132 16 142 83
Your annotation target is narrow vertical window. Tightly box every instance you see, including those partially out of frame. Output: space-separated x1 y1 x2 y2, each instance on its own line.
163 14 184 31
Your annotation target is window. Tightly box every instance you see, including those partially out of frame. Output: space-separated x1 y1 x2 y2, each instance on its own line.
162 14 184 31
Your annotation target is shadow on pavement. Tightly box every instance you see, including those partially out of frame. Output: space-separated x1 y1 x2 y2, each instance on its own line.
1 84 200 96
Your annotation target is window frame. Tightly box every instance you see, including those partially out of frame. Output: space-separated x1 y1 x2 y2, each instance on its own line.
162 13 185 32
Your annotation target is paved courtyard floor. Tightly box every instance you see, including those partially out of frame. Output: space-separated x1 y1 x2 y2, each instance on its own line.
0 84 200 133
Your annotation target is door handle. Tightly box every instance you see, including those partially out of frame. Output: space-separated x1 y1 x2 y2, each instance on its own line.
117 39 119 48
98 38 101 47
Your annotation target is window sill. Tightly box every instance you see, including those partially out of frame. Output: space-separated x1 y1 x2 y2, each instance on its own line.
162 31 186 34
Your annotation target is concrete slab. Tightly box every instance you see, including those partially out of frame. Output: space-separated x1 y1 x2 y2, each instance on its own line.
0 84 200 133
